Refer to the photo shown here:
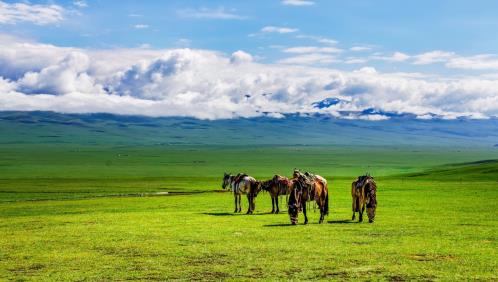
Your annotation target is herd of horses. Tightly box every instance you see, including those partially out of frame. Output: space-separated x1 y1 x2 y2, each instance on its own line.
221 169 378 225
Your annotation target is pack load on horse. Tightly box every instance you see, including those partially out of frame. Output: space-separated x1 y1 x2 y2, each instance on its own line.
260 175 294 214
288 169 329 225
351 174 377 223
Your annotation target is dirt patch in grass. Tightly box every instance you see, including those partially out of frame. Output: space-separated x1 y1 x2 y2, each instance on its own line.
246 267 265 279
283 268 302 279
387 274 436 281
187 253 229 266
315 270 350 279
8 263 46 275
407 253 455 262
189 270 230 281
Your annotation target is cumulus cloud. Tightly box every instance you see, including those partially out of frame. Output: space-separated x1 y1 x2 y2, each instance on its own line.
0 1 64 25
282 0 315 6
261 26 298 34
230 50 253 64
0 35 498 120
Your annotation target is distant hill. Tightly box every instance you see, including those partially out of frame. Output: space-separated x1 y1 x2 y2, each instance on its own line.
402 160 498 181
0 111 497 147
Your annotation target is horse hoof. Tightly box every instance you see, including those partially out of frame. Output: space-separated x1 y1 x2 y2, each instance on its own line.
369 219 374 223
276 211 279 214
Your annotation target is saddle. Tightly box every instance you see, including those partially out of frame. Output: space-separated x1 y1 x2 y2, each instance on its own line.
233 173 248 186
355 175 371 190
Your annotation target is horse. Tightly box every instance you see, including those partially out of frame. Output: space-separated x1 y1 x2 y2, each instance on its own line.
287 171 329 225
222 172 261 214
260 175 294 214
351 175 377 223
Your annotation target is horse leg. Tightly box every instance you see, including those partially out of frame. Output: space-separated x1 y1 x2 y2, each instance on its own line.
302 202 308 225
246 194 251 214
251 195 256 213
237 194 242 212
275 197 279 214
352 196 356 220
271 196 275 213
234 194 238 213
359 204 365 222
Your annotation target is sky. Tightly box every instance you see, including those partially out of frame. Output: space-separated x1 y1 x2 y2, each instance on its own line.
0 0 498 119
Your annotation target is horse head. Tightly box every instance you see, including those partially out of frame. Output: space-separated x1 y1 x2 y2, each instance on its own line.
260 179 273 192
222 172 231 189
288 180 304 225
365 179 377 223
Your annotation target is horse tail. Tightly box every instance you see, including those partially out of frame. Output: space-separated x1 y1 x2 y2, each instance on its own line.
355 197 360 212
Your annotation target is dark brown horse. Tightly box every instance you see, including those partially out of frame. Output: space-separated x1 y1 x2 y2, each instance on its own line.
261 175 294 214
288 171 329 225
351 175 377 223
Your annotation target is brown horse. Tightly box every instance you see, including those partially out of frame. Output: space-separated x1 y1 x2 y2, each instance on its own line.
261 175 294 214
288 171 329 224
351 175 377 223
222 173 261 214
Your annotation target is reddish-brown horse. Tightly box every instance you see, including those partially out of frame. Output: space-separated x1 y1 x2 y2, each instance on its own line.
288 171 329 224
261 175 294 214
351 175 377 223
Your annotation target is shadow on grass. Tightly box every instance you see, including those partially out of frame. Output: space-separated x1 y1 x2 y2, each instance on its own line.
328 219 356 224
263 222 323 227
263 223 294 227
202 212 274 216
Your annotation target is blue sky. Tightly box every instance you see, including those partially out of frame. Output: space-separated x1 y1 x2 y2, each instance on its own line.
2 0 498 72
0 0 498 119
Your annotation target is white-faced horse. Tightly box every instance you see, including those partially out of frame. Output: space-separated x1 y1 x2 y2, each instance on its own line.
222 173 261 214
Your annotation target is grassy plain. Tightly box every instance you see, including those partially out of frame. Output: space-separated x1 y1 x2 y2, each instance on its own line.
0 144 497 280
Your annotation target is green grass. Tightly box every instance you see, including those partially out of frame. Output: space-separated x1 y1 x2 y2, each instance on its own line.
0 145 497 280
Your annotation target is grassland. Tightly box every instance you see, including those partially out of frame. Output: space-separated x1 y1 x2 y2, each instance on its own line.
0 144 497 281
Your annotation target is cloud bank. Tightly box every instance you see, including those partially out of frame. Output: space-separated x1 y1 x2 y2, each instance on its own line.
0 1 64 25
0 35 497 120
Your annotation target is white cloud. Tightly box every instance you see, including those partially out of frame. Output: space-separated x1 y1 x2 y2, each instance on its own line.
283 46 343 54
413 50 455 65
133 24 149 29
73 1 88 8
345 57 368 64
1 35 498 120
177 7 246 20
350 46 372 52
282 0 315 6
445 54 498 70
230 50 253 64
278 53 338 65
296 35 338 45
261 26 298 34
372 52 410 62
0 1 64 25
